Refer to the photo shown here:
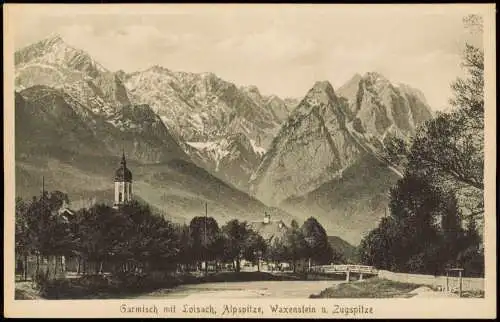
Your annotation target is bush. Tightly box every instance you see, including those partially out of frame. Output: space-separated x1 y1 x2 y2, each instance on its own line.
39 279 73 299
77 274 111 290
112 271 147 290
406 253 426 273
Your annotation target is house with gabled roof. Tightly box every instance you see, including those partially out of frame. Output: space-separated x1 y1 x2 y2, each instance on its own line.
249 212 289 245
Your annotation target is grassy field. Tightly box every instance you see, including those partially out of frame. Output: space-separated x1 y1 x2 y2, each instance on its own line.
15 282 43 300
457 290 485 298
310 277 422 298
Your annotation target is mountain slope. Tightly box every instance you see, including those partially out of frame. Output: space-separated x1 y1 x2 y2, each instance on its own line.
184 132 263 192
249 76 432 244
16 86 188 163
336 72 432 137
122 66 295 191
250 81 364 205
15 153 296 226
240 85 291 122
283 97 301 112
123 67 284 150
15 34 130 112
15 34 106 78
282 154 400 245
327 236 359 263
15 88 106 158
250 74 433 206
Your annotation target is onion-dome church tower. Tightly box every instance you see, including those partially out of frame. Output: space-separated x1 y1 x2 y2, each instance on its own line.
113 151 133 208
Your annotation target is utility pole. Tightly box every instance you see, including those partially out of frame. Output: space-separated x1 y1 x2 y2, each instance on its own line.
459 269 463 298
38 176 45 280
204 202 208 276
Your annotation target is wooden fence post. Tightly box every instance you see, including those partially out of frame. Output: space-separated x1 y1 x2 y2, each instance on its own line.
446 270 449 293
459 270 463 298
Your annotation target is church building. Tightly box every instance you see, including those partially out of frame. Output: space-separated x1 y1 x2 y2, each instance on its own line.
113 152 133 208
250 212 288 244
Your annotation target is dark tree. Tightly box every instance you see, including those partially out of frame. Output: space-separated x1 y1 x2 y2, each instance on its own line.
243 230 267 271
407 15 484 222
301 217 333 266
286 223 309 272
360 173 473 275
15 198 30 280
189 216 223 272
72 203 121 274
21 191 74 279
265 236 289 265
358 217 399 271
456 218 484 277
172 223 193 270
118 200 179 272
221 219 258 272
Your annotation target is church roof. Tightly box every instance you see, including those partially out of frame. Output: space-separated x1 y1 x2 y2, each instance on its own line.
250 220 288 243
115 152 132 182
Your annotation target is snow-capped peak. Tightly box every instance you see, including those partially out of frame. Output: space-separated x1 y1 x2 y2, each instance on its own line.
40 33 65 47
249 139 266 156
15 34 110 76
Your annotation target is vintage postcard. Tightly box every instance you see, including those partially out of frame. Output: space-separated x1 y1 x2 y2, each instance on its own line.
3 3 496 319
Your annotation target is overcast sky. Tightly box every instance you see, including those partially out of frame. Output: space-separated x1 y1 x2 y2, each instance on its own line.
13 5 484 111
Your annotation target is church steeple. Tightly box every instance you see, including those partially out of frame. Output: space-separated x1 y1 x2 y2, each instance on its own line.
114 151 133 208
121 149 126 166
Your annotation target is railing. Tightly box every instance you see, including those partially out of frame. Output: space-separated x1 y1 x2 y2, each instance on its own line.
377 270 484 292
311 264 378 274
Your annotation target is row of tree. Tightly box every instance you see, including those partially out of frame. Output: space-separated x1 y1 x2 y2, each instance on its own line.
359 15 485 277
15 191 339 280
266 218 339 272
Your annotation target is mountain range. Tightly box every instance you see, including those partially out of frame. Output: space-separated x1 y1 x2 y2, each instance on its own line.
120 66 297 192
13 34 433 244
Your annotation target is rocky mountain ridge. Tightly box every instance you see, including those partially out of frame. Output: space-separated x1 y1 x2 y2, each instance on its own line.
14 35 295 191
15 34 131 110
122 66 291 151
249 76 432 244
15 84 189 164
119 63 297 192
184 132 264 192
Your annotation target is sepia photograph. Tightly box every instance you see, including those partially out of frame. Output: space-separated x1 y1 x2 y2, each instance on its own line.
3 3 496 319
